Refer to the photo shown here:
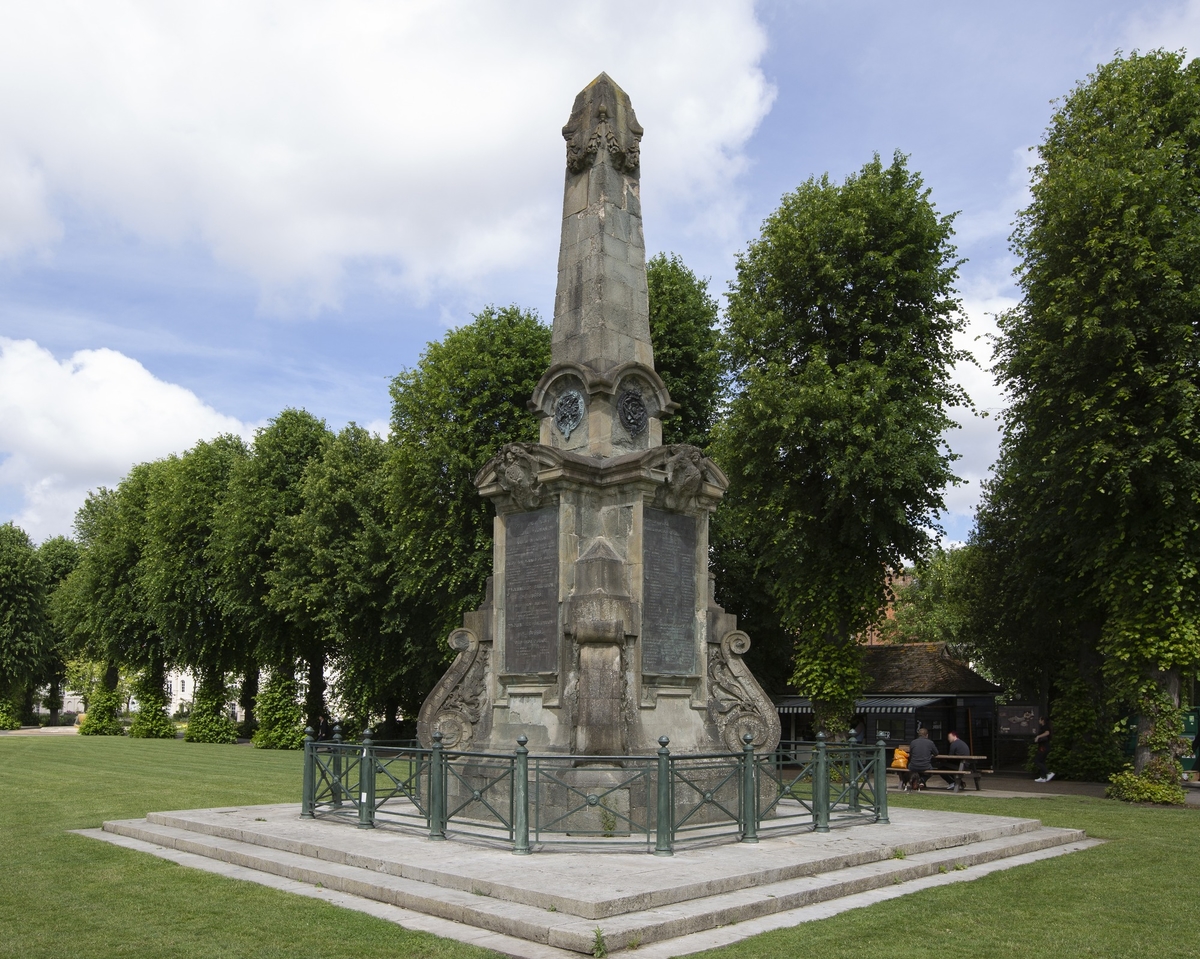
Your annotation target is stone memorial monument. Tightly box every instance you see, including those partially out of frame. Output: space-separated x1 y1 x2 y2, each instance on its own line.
418 73 779 758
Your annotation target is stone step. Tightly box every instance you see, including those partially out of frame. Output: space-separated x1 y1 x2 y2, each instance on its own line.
102 815 1084 955
137 804 1045 918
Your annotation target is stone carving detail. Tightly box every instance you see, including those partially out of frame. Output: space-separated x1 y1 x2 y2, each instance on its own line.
496 444 543 510
554 389 584 439
563 94 643 174
657 445 705 512
417 628 490 750
708 631 782 753
617 388 648 437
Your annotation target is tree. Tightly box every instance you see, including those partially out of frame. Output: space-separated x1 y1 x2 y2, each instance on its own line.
646 252 723 448
717 153 969 732
880 547 974 654
141 436 249 743
268 424 410 733
35 536 79 725
211 408 331 733
983 51 1200 795
387 306 551 669
55 463 172 735
0 523 49 728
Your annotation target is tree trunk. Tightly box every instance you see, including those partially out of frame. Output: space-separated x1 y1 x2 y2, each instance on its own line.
47 676 62 726
104 662 120 692
305 649 326 731
1134 665 1182 775
239 659 259 737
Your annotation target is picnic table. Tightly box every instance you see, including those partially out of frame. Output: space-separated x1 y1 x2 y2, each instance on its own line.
887 754 991 791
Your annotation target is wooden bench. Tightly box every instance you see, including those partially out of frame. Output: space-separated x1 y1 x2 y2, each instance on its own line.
887 755 992 792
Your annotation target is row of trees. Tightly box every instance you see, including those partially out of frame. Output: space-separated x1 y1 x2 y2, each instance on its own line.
2 53 1194 802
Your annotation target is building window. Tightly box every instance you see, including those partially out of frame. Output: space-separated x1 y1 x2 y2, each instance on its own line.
167 681 172 695
181 679 186 694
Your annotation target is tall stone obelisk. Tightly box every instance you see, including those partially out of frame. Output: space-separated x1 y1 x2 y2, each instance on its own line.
418 74 779 757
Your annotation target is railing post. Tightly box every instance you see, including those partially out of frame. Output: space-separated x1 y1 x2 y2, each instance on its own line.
429 730 446 840
331 723 344 807
301 726 315 818
848 732 861 813
814 731 830 833
358 728 376 829
654 736 673 857
741 732 759 843
875 737 891 824
513 735 530 855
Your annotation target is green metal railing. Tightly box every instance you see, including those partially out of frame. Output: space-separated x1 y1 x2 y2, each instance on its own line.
301 728 890 854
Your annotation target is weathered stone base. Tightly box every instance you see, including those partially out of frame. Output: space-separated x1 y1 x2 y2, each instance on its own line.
88 804 1095 957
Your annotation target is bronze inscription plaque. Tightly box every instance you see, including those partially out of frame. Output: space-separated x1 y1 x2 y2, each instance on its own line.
504 507 559 674
642 507 696 675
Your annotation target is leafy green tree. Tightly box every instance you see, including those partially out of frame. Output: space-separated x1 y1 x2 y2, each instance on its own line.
211 409 331 733
387 306 551 675
881 547 973 653
250 669 305 749
270 424 416 734
646 252 722 448
984 51 1200 789
35 536 79 724
717 153 969 732
55 463 174 735
0 523 48 728
141 436 248 743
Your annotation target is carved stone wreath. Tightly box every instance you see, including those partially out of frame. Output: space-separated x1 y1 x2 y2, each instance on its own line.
617 388 647 437
554 389 584 439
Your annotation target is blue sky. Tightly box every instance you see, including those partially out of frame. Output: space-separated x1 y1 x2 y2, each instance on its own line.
1 0 1195 542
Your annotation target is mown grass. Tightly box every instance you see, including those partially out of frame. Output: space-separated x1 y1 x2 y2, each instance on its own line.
0 735 494 959
700 790 1199 959
1 736 1195 958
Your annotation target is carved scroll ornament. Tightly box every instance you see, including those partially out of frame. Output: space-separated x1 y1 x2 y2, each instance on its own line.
417 627 490 750
707 631 781 753
496 444 544 510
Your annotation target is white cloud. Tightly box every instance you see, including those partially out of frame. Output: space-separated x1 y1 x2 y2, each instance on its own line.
0 337 251 540
1125 0 1200 57
0 1 772 311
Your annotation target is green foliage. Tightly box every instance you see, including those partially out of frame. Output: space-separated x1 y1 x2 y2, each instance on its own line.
127 668 176 739
881 547 974 655
251 670 305 750
183 675 238 744
592 926 608 958
78 685 123 736
268 425 407 728
646 252 722 448
0 695 21 730
981 51 1200 768
1046 673 1125 781
717 153 967 725
210 409 331 675
0 522 50 691
388 305 550 674
1106 770 1186 805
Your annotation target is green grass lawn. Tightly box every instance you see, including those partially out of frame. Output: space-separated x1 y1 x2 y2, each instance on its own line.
1 736 1196 959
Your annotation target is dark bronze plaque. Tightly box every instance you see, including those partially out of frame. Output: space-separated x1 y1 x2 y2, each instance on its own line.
504 507 560 674
642 507 696 675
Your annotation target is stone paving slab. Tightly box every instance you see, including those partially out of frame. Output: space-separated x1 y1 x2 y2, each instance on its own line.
78 824 1101 959
124 802 1043 919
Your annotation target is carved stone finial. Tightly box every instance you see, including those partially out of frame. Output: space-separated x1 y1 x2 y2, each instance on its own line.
562 72 643 175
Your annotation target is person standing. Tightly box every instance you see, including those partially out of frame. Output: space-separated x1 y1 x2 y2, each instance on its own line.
940 730 971 791
907 727 939 790
1033 716 1054 782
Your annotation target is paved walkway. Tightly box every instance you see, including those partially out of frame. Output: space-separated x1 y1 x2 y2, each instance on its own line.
0 725 79 736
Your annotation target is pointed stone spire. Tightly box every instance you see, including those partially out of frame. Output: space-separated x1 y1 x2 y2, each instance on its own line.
553 72 653 375
532 74 674 459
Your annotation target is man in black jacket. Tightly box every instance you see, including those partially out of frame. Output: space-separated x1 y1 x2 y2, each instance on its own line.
940 730 971 791
907 727 939 789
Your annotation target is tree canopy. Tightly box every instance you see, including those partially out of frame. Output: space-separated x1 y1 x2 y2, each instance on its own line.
716 152 969 731
978 50 1200 787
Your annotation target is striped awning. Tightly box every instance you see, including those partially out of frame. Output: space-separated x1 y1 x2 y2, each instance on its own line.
775 695 946 716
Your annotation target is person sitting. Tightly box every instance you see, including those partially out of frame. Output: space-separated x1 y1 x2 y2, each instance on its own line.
940 730 972 791
907 727 939 790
